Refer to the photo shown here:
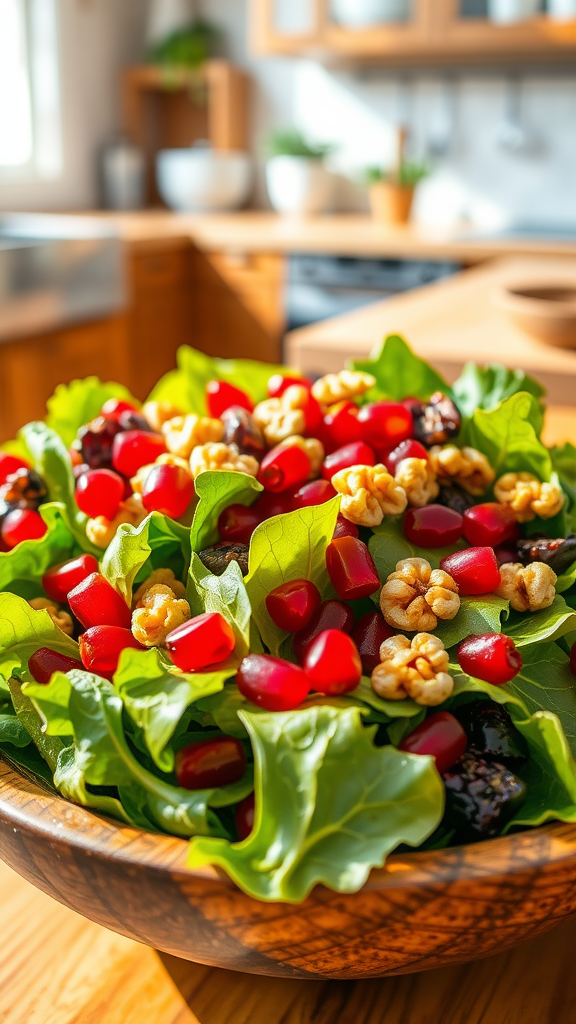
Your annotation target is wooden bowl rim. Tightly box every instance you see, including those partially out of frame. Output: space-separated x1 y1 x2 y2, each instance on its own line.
494 281 576 318
2 755 576 897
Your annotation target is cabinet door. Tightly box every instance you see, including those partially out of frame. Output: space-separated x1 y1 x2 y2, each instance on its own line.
250 0 324 54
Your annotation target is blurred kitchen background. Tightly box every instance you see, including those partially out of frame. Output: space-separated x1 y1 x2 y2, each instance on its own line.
2 0 576 443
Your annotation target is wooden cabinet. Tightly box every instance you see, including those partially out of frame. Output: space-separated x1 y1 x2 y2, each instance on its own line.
250 0 576 63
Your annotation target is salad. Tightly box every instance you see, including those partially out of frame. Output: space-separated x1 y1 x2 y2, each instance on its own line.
2 335 576 904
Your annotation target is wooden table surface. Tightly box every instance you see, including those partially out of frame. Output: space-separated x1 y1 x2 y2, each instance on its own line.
0 854 574 1024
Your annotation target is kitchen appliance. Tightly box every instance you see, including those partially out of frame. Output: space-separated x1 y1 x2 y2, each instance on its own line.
156 145 253 212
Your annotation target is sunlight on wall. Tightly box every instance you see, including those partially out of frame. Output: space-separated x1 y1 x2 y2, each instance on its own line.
0 0 33 166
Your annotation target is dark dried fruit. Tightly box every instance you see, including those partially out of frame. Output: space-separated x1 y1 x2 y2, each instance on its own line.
517 534 576 576
221 406 266 460
117 410 153 433
454 702 528 769
198 542 250 577
437 484 476 516
442 752 525 843
413 392 462 448
0 468 47 510
77 417 123 469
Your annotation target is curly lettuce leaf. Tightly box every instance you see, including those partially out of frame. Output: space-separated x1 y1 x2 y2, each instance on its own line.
504 596 576 648
190 471 262 553
348 334 449 403
459 392 552 481
453 361 545 426
187 555 252 658
188 705 444 902
551 442 576 536
0 505 77 600
46 376 138 448
0 593 80 697
245 497 340 656
101 511 191 605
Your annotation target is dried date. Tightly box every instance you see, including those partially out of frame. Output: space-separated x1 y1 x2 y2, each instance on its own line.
413 392 462 448
221 407 266 460
517 534 576 576
442 753 525 843
198 542 250 577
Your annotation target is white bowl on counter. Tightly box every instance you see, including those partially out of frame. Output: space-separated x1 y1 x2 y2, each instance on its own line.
266 156 334 216
156 148 253 212
331 0 409 26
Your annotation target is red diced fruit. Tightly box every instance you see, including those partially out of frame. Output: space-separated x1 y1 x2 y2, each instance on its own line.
399 712 468 774
333 514 359 541
79 626 144 679
440 547 501 596
166 612 235 672
235 792 255 840
42 554 99 603
218 503 261 544
385 439 429 475
236 654 310 711
291 479 336 509
351 611 395 675
323 401 363 450
101 398 137 420
266 579 321 633
142 464 193 519
175 737 247 790
458 633 522 686
258 444 311 493
68 572 131 630
206 380 253 419
322 442 376 481
75 468 125 520
326 536 380 601
253 490 293 520
301 392 323 434
0 453 30 486
267 374 312 399
358 402 413 449
404 505 463 548
293 600 355 662
1 509 47 548
112 430 167 478
28 648 83 685
303 629 362 695
462 503 519 548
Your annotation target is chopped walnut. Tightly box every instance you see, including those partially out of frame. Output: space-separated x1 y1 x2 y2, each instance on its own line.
395 458 439 508
190 443 259 479
29 598 74 636
429 445 495 496
311 369 376 407
130 453 192 495
371 633 453 706
253 386 310 447
142 401 184 433
380 557 460 632
131 584 190 647
496 561 557 612
278 435 325 478
133 568 187 606
494 472 565 523
331 464 407 528
86 494 147 549
162 414 224 460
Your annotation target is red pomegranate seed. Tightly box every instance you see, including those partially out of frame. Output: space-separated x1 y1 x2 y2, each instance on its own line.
301 392 323 435
332 514 359 540
28 648 83 685
322 401 363 451
458 633 522 685
404 505 463 548
142 463 194 519
303 629 362 695
440 547 500 596
253 490 293 520
291 479 337 509
351 611 394 675
218 503 261 543
0 452 30 486
463 503 519 548
326 536 380 601
494 543 519 566
79 625 144 679
101 398 137 420
401 396 422 416
266 579 321 633
175 736 247 790
235 792 255 840
358 402 413 449
236 654 310 711
293 600 355 662
322 441 376 481
267 374 312 399
206 381 253 419
42 554 99 603
399 712 468 774
258 445 311 493
166 612 235 672
112 430 167 478
385 439 429 475
75 468 125 520
68 573 131 630
1 509 47 548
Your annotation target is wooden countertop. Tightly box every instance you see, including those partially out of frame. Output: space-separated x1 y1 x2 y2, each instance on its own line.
2 855 576 1024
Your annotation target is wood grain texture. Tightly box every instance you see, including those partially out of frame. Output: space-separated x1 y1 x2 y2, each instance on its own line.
2 757 576 983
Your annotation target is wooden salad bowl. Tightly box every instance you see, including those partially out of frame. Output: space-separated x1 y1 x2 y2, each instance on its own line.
2 756 576 981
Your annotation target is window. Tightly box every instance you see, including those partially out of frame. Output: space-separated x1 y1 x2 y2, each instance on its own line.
0 0 62 179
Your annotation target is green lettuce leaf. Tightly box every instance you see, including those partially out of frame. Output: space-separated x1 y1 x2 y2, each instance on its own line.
551 442 576 534
0 593 80 697
101 511 191 605
459 392 552 480
0 505 77 600
188 705 444 902
190 471 262 553
434 595 510 650
453 362 545 426
245 498 340 656
187 555 252 658
0 703 33 749
505 596 576 648
348 334 449 403
46 376 138 448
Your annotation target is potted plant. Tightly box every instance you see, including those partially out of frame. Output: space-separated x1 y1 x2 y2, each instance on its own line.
265 130 334 217
366 161 429 225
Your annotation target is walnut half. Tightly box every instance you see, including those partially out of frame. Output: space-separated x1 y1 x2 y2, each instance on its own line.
371 633 454 707
379 557 460 632
496 561 557 612
131 584 190 647
494 472 565 523
331 464 407 528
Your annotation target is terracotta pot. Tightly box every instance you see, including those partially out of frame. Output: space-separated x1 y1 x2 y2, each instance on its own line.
369 182 415 225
